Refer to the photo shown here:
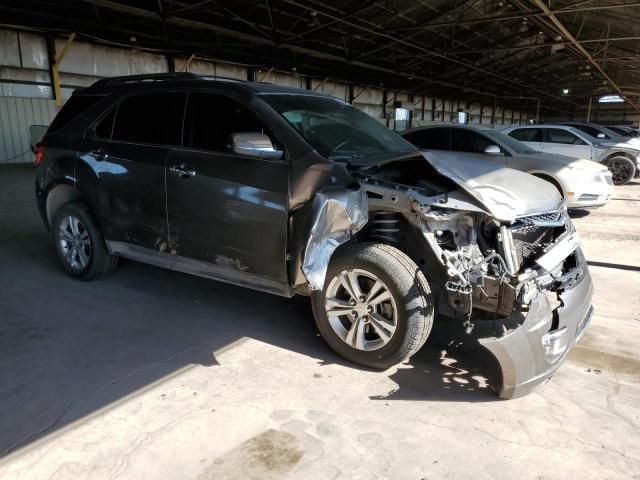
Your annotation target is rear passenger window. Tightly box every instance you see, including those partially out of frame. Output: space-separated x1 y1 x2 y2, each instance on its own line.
112 92 186 146
48 94 105 133
544 128 585 145
408 128 450 150
509 128 541 142
183 92 276 153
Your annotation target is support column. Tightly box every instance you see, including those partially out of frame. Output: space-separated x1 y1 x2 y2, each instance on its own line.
48 33 76 107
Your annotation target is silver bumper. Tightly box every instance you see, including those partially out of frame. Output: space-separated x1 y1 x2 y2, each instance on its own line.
480 266 594 399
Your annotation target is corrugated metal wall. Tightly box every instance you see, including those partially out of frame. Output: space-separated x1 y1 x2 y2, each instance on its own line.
0 27 536 164
0 96 57 164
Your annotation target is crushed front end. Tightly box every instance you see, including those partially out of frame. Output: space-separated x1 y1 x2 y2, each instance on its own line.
413 198 594 398
292 153 594 399
356 166 593 398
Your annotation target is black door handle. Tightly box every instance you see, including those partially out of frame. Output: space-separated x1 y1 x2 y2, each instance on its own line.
89 148 108 161
169 163 197 178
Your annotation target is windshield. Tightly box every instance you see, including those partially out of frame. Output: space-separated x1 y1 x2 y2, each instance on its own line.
481 129 538 154
261 93 416 161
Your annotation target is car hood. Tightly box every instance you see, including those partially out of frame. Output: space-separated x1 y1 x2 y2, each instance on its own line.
596 140 640 153
521 152 608 172
419 150 562 222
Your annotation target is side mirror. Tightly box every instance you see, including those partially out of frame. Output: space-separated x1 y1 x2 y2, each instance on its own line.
229 132 283 160
483 144 503 155
597 132 606 139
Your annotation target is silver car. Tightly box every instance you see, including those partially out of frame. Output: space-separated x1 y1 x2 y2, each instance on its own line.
503 124 639 185
402 125 613 209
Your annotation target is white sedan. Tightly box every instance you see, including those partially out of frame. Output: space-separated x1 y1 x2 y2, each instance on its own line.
402 125 613 209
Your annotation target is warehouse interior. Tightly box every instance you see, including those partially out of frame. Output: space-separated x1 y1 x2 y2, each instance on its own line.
0 1 639 479
2 0 640 164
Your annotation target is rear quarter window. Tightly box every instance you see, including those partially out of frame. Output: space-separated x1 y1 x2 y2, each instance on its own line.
48 95 105 134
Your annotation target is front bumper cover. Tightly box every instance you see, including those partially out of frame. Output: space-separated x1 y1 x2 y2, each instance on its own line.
480 266 594 399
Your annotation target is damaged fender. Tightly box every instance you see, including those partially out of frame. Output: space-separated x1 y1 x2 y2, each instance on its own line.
301 187 368 290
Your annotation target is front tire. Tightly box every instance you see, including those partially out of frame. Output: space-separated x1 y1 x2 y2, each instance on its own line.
606 156 636 185
52 202 118 280
311 243 433 369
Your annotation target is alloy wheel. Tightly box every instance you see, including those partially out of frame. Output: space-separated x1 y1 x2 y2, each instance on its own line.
324 268 398 351
610 158 634 184
58 215 92 271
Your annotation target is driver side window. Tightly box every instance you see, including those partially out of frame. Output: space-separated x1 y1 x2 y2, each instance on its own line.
472 132 505 154
183 92 279 153
544 128 586 145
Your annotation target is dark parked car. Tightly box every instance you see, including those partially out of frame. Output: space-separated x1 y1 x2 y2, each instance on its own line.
35 73 594 398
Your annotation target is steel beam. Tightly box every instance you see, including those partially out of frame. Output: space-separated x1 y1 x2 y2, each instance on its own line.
531 0 640 113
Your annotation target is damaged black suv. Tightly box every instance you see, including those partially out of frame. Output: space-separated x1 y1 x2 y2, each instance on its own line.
36 73 594 398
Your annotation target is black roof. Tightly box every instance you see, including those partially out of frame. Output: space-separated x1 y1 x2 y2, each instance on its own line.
79 72 337 99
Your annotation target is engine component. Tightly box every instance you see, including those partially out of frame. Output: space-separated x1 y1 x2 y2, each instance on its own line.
472 276 517 317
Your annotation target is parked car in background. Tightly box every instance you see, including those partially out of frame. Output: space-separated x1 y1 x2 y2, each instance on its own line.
549 121 640 150
503 124 640 185
35 73 594 399
402 125 613 209
605 125 639 138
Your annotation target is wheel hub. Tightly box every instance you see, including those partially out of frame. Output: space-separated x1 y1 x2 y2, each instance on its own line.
324 268 398 351
58 215 92 271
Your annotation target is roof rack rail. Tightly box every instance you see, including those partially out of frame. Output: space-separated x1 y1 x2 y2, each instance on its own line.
85 72 252 91
199 75 249 83
92 72 201 87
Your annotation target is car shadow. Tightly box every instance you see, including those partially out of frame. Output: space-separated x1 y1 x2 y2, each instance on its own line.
568 208 591 218
0 165 501 458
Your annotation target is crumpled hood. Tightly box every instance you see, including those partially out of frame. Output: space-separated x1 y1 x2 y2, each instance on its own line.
420 150 562 222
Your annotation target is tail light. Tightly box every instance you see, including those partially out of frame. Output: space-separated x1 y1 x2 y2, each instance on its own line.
35 149 43 167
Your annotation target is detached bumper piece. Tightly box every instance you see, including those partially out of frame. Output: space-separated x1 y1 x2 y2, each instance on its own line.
480 268 594 399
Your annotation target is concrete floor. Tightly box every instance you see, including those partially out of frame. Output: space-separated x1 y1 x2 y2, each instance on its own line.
0 164 638 479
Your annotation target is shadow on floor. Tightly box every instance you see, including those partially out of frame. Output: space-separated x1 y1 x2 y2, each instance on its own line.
568 208 591 219
0 165 501 457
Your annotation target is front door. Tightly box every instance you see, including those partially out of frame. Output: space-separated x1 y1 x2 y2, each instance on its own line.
165 92 289 291
78 91 186 251
539 128 593 159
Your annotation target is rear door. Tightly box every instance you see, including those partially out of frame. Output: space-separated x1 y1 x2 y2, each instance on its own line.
507 127 543 152
165 91 289 289
78 91 186 250
540 128 592 159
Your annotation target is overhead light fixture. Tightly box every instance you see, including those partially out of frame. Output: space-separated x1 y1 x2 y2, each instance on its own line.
308 10 320 27
562 88 569 95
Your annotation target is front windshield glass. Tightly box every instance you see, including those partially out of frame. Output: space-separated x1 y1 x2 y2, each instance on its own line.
261 93 416 161
481 129 538 154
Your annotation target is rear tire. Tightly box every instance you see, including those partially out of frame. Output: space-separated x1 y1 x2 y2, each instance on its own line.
606 156 636 185
311 242 433 369
51 202 118 280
